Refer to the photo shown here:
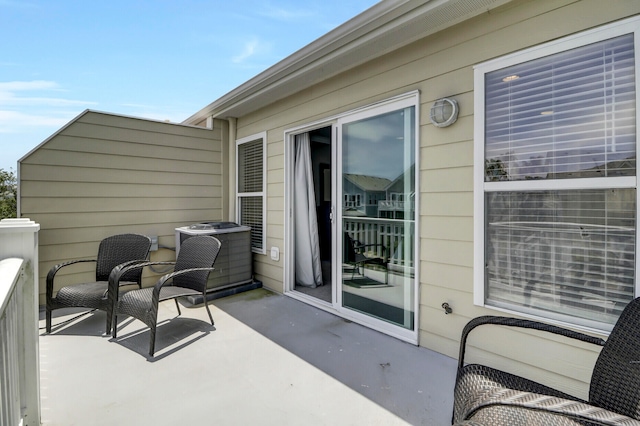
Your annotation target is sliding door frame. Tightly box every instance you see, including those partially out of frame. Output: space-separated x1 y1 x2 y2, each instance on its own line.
284 91 420 345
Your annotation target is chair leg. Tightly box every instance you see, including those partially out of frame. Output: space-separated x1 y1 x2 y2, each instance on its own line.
204 298 214 326
46 308 52 333
149 324 156 357
106 287 121 335
112 314 119 338
106 307 113 335
148 302 160 356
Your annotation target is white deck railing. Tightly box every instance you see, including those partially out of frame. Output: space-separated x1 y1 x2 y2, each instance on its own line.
0 258 27 425
0 219 40 426
343 217 415 271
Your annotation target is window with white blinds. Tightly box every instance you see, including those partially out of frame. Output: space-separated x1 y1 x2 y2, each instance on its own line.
485 34 636 181
237 133 266 253
475 18 639 330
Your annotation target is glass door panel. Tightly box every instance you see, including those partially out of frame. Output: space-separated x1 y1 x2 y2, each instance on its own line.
339 105 416 330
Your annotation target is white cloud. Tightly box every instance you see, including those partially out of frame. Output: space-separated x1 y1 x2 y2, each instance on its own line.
0 110 72 132
0 80 60 91
0 95 95 107
259 5 316 21
0 80 96 108
231 39 260 64
0 80 96 137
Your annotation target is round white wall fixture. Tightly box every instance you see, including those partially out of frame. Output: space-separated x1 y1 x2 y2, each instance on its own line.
430 98 459 128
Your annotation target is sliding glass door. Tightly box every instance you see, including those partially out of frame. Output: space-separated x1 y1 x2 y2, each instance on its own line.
337 97 417 335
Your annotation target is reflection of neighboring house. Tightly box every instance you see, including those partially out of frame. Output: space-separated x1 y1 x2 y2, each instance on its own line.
546 157 637 179
342 174 390 216
344 166 416 219
379 192 415 219
491 155 638 181
380 164 415 220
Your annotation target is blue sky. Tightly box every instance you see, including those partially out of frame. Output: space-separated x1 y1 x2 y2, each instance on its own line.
0 0 378 172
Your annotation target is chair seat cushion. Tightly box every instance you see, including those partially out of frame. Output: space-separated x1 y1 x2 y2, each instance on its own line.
54 281 109 309
454 364 581 423
55 280 138 310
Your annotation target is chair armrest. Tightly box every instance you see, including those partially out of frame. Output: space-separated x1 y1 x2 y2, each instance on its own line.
353 240 387 258
353 240 386 250
105 260 175 334
109 260 175 290
457 316 606 373
108 260 175 302
153 267 216 290
46 259 96 300
151 267 216 300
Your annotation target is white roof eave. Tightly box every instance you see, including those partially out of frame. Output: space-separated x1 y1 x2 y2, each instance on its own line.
183 0 513 124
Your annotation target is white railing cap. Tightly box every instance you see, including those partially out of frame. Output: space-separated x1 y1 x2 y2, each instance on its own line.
0 258 24 313
0 218 40 232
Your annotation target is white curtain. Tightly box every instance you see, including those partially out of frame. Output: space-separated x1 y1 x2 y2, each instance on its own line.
295 133 323 287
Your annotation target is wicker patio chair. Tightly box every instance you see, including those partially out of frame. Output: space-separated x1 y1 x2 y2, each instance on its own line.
46 233 152 333
344 232 388 284
109 235 221 356
453 297 640 425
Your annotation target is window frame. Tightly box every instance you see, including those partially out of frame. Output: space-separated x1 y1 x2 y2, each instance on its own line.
473 16 640 331
236 131 267 255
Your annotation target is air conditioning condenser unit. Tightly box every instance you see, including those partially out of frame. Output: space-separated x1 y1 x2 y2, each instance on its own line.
175 222 260 303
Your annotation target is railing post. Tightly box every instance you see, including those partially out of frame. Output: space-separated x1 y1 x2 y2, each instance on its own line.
0 218 40 426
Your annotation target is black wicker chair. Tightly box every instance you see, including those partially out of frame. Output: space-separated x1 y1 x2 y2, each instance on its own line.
344 232 388 284
453 297 640 425
109 235 221 356
46 233 152 334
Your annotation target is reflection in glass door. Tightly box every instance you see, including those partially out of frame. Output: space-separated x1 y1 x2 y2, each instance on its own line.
339 103 416 331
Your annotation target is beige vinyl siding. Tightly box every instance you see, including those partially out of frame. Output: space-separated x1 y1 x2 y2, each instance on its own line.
20 110 223 305
229 0 640 399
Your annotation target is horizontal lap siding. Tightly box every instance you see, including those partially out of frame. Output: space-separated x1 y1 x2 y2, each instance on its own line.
420 0 639 399
233 0 640 399
20 111 222 303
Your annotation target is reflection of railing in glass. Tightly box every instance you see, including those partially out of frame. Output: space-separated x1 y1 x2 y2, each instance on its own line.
379 200 406 209
343 218 414 273
486 221 635 324
378 202 414 220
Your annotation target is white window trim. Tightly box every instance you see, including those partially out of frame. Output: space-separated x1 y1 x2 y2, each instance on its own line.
236 131 267 255
473 16 640 332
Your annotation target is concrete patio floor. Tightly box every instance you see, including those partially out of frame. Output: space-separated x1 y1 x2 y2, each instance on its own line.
39 288 456 425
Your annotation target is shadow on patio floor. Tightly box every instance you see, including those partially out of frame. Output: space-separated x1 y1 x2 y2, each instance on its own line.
210 289 456 425
39 288 455 425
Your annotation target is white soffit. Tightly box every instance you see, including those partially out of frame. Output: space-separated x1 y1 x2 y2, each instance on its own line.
185 0 513 123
